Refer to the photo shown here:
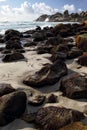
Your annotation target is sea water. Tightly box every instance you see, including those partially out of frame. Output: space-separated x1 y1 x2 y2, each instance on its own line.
0 21 77 35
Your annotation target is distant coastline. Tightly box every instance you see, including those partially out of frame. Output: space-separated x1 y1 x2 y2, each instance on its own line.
35 10 87 22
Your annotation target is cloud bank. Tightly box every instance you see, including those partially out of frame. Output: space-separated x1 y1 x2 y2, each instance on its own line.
0 1 82 21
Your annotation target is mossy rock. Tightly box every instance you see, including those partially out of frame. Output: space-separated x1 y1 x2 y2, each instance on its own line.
76 34 87 51
59 122 87 130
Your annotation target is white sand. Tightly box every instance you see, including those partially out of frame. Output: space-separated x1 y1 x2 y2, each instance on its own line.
0 47 87 130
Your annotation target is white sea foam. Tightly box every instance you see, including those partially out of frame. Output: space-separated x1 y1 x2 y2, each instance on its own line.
0 21 79 34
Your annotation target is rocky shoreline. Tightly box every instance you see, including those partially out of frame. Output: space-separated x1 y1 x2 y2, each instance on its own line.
36 10 87 22
0 21 87 130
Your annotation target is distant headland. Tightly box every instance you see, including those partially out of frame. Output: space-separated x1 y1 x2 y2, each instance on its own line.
35 10 87 22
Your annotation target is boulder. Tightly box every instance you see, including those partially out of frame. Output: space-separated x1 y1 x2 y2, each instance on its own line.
67 49 83 59
35 106 84 130
37 46 52 54
50 52 67 62
4 29 22 41
0 83 15 96
2 52 25 62
76 34 87 51
60 74 87 99
77 52 87 66
47 94 58 103
5 40 23 50
0 91 27 126
59 122 87 130
46 36 63 46
23 60 68 87
32 32 46 42
51 44 69 54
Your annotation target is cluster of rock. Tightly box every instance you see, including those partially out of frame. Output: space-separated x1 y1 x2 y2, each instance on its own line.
36 10 87 22
0 21 87 129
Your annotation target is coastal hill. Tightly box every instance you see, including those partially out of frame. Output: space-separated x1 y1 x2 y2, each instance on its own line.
35 10 87 22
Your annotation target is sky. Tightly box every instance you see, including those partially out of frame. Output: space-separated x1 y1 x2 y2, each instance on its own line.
0 0 86 21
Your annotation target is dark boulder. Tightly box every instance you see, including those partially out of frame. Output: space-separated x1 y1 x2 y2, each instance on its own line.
50 52 67 62
2 52 25 62
77 52 87 66
0 83 15 97
47 94 58 103
4 29 22 41
67 49 83 59
5 40 23 50
60 74 87 99
35 106 84 130
37 46 52 54
23 60 68 87
32 32 46 42
46 36 63 46
0 91 27 126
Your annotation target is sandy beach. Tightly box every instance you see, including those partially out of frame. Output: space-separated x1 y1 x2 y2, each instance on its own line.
0 44 87 130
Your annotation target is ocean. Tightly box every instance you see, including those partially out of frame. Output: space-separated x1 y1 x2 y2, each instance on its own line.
0 21 77 35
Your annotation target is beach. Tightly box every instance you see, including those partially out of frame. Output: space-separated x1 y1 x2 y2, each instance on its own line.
0 22 87 130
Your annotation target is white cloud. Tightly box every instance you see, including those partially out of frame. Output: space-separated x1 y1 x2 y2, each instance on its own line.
63 4 75 12
0 0 6 1
78 8 82 12
0 1 82 21
0 1 58 21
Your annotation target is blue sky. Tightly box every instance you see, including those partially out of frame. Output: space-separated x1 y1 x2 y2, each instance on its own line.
0 0 86 21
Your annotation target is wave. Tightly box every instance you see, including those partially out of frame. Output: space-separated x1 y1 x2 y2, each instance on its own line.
0 21 79 34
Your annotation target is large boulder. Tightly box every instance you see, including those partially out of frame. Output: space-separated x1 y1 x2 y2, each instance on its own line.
32 31 46 42
60 74 87 99
0 83 15 97
23 60 68 87
76 34 87 51
67 49 83 59
0 91 27 126
77 52 87 66
46 36 64 46
35 106 84 130
4 29 22 41
2 52 25 62
5 40 23 50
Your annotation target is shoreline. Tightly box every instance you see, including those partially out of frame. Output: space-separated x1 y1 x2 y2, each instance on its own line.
0 22 87 130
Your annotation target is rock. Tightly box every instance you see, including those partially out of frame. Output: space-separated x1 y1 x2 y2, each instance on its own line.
77 52 87 66
23 60 68 87
59 122 87 130
76 34 87 51
2 52 25 62
67 49 83 59
28 94 45 106
24 42 37 47
37 46 52 54
0 83 15 97
36 14 49 22
32 31 46 42
35 106 84 130
50 52 67 62
60 73 87 99
35 26 41 31
46 36 63 46
47 94 58 103
51 44 69 54
0 91 27 126
4 29 22 41
1 49 11 54
5 40 23 50
21 113 36 123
